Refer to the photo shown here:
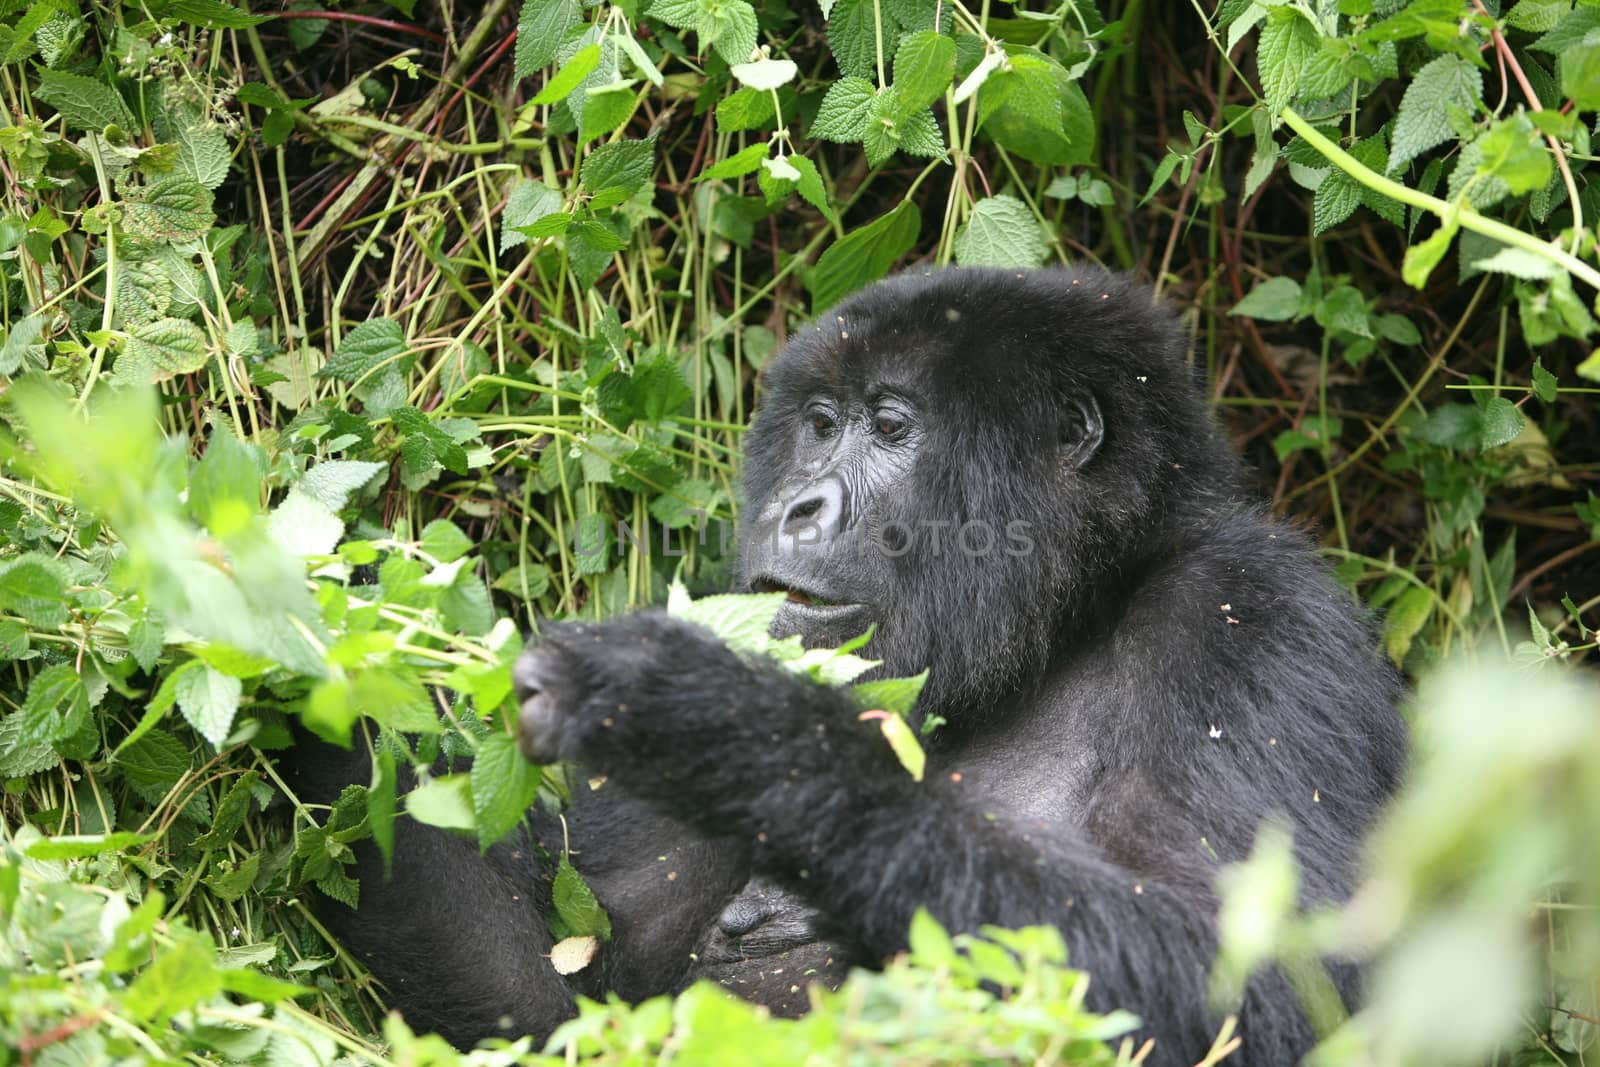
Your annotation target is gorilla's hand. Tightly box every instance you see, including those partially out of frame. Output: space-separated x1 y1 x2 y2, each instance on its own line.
513 613 891 828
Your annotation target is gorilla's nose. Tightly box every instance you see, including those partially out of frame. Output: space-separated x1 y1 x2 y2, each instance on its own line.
779 479 844 548
513 653 554 763
718 892 778 937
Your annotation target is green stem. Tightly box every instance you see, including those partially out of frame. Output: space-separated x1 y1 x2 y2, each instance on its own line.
1280 107 1600 296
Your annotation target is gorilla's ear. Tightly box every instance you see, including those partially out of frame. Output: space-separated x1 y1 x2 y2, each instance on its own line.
1059 393 1104 469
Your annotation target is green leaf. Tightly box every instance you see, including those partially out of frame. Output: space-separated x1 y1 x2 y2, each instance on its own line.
299 460 385 511
850 670 928 715
1532 359 1558 403
176 663 241 748
1388 55 1483 173
25 832 155 860
871 710 926 781
121 178 216 241
808 199 921 312
123 931 223 1024
34 69 135 131
580 136 656 195
319 318 406 381
827 0 879 80
1383 585 1432 665
787 155 837 224
1313 170 1361 234
0 312 45 376
116 730 191 803
0 553 71 629
1401 217 1459 289
148 0 270 28
553 854 613 940
120 317 210 382
501 180 564 252
979 54 1092 167
697 142 769 182
516 0 583 77
953 194 1049 267
1230 276 1302 321
580 80 637 141
701 0 758 63
1315 285 1372 337
420 519 474 563
669 585 786 654
1531 6 1600 53
811 77 877 143
405 774 477 831
471 732 542 849
716 87 778 131
20 663 88 745
893 31 956 115
0 712 59 777
534 43 602 105
1257 10 1319 115
1478 396 1525 450
1474 114 1552 195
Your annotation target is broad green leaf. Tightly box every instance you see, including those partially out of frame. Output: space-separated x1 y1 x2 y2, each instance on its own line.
827 0 879 80
20 663 88 745
25 832 155 860
1315 285 1372 337
851 670 929 715
0 312 45 376
953 195 1049 267
580 80 638 142
810 77 877 143
553 854 613 940
701 0 758 63
1532 359 1558 403
405 774 477 831
533 43 601 105
1388 55 1483 173
670 586 786 653
616 33 665 86
0 712 59 777
116 730 191 803
696 142 769 182
515 0 582 77
1471 245 1560 280
1559 41 1600 110
299 460 385 511
421 519 474 563
787 155 837 223
471 732 543 849
123 931 222 1024
501 180 564 251
1478 396 1525 450
176 663 241 748
1230 276 1302 320
34 69 135 131
978 54 1092 166
318 318 406 382
1530 6 1600 53
807 199 921 312
1257 9 1318 115
120 317 210 382
717 87 778 131
149 0 270 28
1474 114 1552 195
1383 585 1432 665
0 553 71 628
1401 217 1459 289
580 136 656 195
893 31 956 115
1313 170 1361 234
121 178 216 241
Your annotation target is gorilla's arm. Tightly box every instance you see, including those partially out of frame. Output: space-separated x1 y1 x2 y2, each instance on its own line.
517 612 1315 1066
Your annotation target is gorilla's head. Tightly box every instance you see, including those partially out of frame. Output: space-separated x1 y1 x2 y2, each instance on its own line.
736 267 1242 720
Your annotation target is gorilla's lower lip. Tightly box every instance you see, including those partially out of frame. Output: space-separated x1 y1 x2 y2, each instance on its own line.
751 576 844 608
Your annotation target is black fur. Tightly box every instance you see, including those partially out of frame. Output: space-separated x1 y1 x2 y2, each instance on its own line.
299 267 1407 1064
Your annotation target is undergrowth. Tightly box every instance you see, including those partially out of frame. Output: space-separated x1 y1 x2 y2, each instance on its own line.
0 0 1596 1063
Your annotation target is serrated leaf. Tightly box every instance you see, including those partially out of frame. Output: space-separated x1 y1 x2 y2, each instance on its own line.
515 0 582 77
319 318 406 381
811 77 877 142
20 663 88 745
34 69 135 131
299 460 385 511
0 312 45 376
534 42 601 105
978 54 1092 166
671 591 786 653
1389 55 1483 173
580 136 656 195
1472 245 1560 279
716 87 777 131
1532 359 1558 403
149 0 270 28
121 317 209 381
553 854 613 940
117 730 191 802
703 0 758 63
579 81 637 142
953 194 1049 267
1313 170 1361 233
176 663 241 748
121 179 215 241
1257 10 1319 114
471 732 542 849
893 31 956 115
787 155 837 223
0 712 59 777
501 180 565 252
1478 396 1525 450
1230 276 1302 320
850 670 928 715
0 554 70 629
808 199 921 312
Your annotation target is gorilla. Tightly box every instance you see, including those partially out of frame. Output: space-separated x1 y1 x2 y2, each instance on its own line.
297 267 1407 1066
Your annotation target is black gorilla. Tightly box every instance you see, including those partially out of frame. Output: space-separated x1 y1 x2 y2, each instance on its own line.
302 267 1407 1065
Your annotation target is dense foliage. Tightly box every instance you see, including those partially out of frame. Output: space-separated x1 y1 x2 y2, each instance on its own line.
0 0 1595 1063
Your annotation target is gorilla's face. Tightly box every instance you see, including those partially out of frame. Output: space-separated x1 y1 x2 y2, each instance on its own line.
734 268 1153 715
736 379 924 651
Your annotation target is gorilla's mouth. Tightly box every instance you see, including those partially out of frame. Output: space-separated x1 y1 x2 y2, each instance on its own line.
751 576 835 607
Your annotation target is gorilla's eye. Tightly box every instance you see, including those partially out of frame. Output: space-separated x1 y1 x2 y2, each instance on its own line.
808 409 836 436
874 415 905 438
